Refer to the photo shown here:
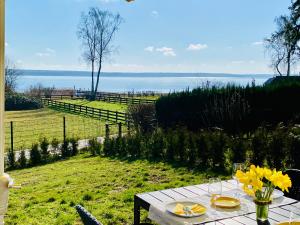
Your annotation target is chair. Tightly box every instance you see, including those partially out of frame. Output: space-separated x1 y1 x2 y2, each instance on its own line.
75 205 152 225
75 205 102 225
283 169 300 201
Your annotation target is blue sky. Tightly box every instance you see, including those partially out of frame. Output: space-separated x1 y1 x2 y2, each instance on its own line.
5 0 291 74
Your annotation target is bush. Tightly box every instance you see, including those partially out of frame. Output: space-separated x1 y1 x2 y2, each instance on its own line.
18 150 27 168
148 129 165 160
6 149 15 169
128 104 156 134
51 138 59 157
89 138 102 156
5 93 43 111
40 137 50 162
30 143 42 166
156 83 300 133
69 138 79 156
61 140 70 158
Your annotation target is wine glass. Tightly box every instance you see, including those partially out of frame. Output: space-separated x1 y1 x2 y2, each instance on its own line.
232 163 245 197
208 178 222 225
208 178 222 197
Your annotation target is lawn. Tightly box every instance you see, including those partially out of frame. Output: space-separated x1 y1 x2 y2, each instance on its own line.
4 109 118 151
59 99 128 112
6 154 221 225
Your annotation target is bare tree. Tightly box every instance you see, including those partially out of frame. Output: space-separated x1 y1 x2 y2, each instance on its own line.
5 58 22 93
266 15 300 76
77 8 123 100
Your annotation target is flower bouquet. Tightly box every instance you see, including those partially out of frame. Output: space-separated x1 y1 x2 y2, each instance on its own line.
236 165 292 221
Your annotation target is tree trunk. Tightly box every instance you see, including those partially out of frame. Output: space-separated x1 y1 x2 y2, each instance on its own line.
91 61 95 100
287 51 291 76
94 58 102 98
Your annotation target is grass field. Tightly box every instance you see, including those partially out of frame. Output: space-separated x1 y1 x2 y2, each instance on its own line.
6 154 222 225
59 99 128 112
5 109 118 151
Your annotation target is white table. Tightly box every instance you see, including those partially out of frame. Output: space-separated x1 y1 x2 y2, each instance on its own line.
134 180 299 225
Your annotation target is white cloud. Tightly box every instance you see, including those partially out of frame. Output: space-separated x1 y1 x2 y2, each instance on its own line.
187 43 208 51
5 42 8 47
36 48 56 57
151 10 159 17
231 60 244 64
252 41 264 46
156 47 176 56
46 48 56 54
144 46 154 52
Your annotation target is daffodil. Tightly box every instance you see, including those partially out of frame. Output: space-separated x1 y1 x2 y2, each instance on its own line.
235 165 292 201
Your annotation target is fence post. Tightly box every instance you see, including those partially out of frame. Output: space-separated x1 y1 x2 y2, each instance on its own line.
127 120 131 135
10 121 13 152
63 116 66 143
105 123 110 139
118 122 122 138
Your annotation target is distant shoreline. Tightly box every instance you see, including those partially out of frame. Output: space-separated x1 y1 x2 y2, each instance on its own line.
19 69 273 78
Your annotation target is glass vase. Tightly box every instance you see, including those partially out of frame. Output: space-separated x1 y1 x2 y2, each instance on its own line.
254 200 271 222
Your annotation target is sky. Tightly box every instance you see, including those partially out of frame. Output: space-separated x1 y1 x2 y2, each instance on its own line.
5 0 292 74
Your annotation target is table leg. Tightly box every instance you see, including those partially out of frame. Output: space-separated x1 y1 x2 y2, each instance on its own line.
134 195 141 225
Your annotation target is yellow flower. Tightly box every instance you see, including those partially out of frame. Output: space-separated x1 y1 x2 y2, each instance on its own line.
235 165 292 198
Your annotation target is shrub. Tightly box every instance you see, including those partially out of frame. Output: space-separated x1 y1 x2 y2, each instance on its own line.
6 148 15 169
89 138 101 156
40 137 50 162
18 150 27 168
250 127 269 166
5 93 43 111
231 136 248 163
51 138 59 156
61 140 70 158
156 83 300 133
210 131 228 169
148 129 165 160
30 143 42 166
69 138 79 156
103 137 112 156
267 124 289 169
128 104 156 134
289 131 300 169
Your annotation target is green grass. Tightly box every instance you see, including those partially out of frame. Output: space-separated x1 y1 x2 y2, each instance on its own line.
6 154 221 225
5 109 118 151
59 99 128 112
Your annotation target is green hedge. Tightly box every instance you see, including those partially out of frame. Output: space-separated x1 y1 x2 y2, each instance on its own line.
101 124 300 171
156 82 300 133
5 93 43 111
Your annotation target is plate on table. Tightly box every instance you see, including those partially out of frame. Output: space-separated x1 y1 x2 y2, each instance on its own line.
272 189 284 199
212 196 240 209
276 222 300 225
165 201 207 218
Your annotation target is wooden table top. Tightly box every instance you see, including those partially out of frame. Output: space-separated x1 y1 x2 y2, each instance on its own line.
135 180 300 225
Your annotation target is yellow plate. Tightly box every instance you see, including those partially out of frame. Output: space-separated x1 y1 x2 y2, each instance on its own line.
212 196 240 208
277 222 300 225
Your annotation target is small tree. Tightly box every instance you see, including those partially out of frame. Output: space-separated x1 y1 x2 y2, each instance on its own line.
30 143 42 166
6 148 15 169
77 8 123 99
18 150 27 168
40 137 50 162
5 58 21 93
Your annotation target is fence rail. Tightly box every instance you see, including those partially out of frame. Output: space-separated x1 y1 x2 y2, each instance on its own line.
42 98 132 125
42 92 157 105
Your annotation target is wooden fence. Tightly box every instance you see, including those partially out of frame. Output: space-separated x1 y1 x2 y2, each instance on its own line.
42 99 132 125
43 92 157 105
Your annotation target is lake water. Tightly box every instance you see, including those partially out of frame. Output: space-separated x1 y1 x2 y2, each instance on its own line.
17 70 273 93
